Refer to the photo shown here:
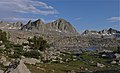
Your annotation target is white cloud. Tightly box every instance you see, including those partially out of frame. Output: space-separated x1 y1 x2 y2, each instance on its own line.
34 1 54 9
107 17 120 22
0 0 58 15
2 17 45 23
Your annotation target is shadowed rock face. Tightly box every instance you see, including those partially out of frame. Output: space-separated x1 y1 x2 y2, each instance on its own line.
21 19 45 31
21 18 78 35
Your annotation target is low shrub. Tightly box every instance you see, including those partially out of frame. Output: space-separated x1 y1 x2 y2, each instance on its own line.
23 50 40 59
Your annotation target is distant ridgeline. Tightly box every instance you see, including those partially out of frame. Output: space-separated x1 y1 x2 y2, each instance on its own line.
82 28 120 38
0 18 120 47
0 18 120 37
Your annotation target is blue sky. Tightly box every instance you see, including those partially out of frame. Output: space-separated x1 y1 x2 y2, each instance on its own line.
0 0 119 32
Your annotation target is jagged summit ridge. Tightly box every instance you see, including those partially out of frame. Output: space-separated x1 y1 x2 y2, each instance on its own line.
21 19 45 31
21 18 78 35
0 21 23 30
82 28 120 38
46 18 78 34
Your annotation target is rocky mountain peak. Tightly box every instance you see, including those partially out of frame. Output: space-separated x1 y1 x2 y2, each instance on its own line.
33 19 44 25
56 18 67 22
21 19 45 31
27 20 32 24
82 30 98 36
14 22 23 27
108 28 120 34
21 18 78 35
55 18 71 25
82 28 120 38
24 20 32 28
99 29 108 34
46 18 78 34
0 21 23 30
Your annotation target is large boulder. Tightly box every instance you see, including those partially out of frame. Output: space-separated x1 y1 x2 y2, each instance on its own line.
0 70 3 73
3 61 11 67
97 63 105 68
111 60 117 64
22 58 40 65
0 56 6 62
115 53 120 58
4 60 31 73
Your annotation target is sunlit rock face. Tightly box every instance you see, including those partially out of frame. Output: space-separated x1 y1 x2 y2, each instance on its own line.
46 18 78 35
